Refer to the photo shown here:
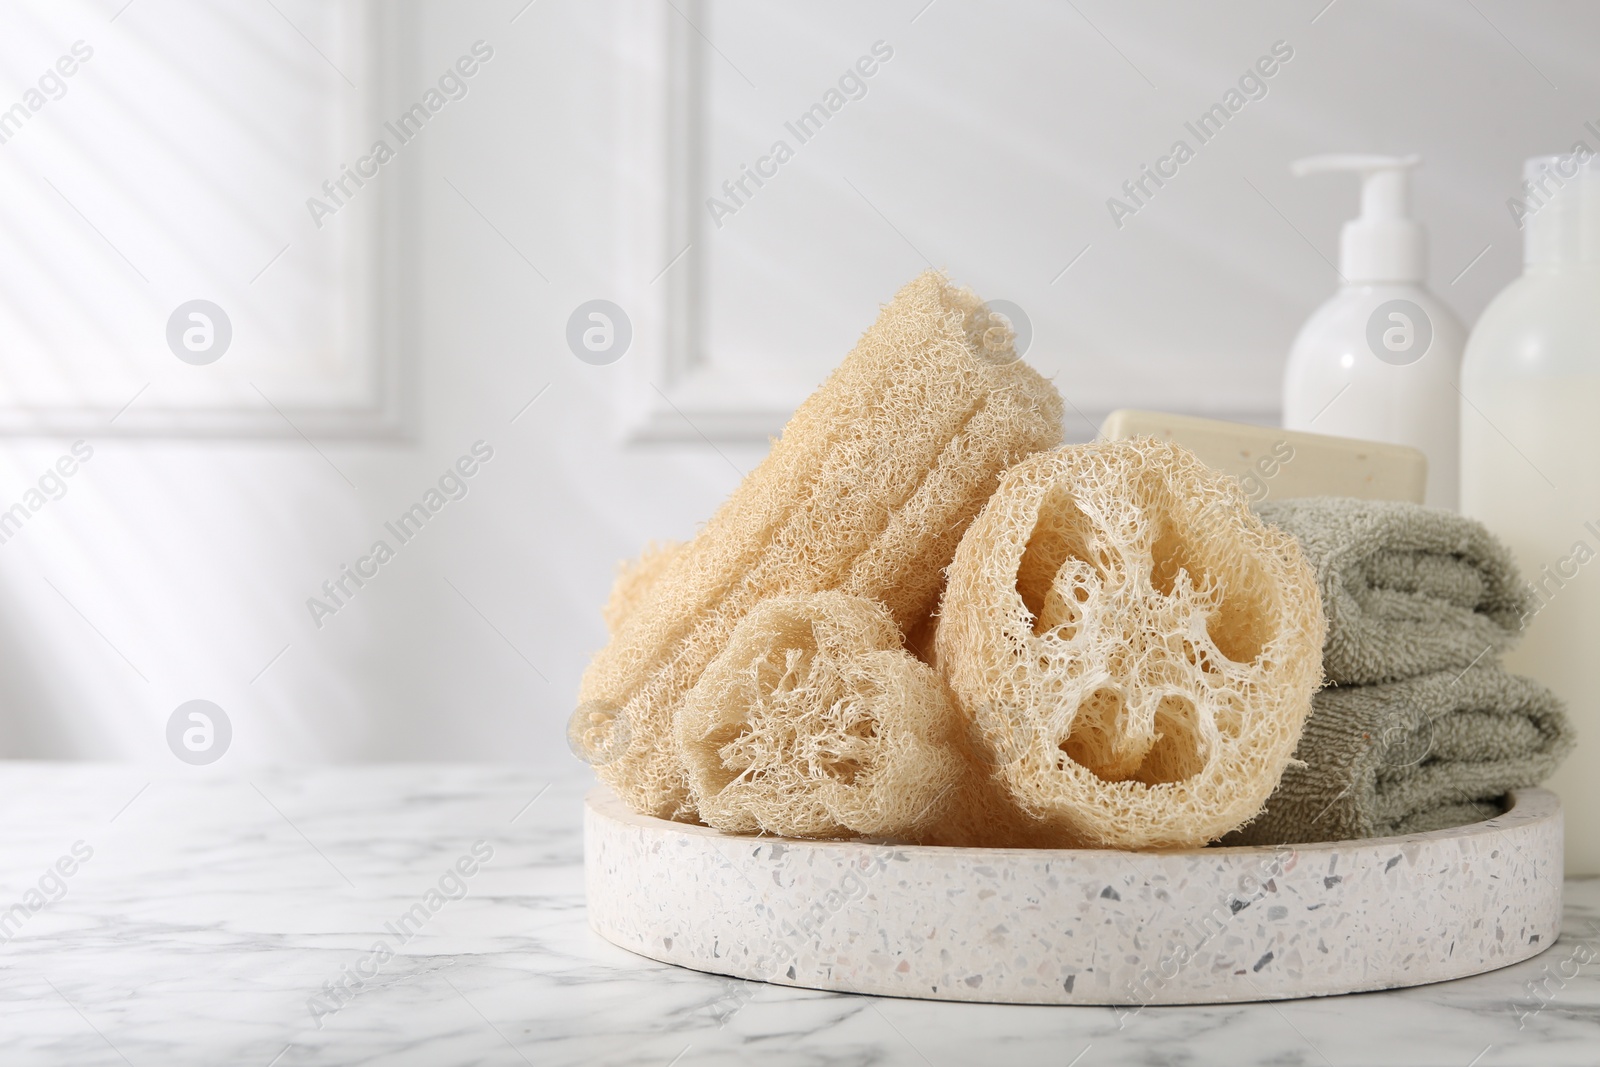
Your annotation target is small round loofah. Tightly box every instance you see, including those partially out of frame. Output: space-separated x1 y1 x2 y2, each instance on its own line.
579 271 1064 821
932 438 1325 850
676 592 969 841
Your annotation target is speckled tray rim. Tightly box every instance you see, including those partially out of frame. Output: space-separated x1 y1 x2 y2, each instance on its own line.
586 787 1563 1005
588 787 1554 861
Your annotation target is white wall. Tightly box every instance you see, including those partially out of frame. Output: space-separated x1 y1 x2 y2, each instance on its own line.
1 0 1595 767
0 0 762 771
692 0 1600 430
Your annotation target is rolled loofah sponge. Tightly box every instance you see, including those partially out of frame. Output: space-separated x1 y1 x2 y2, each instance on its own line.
676 592 968 840
576 272 1065 820
933 438 1325 850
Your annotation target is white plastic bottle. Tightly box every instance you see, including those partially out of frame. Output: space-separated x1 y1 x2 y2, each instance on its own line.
1282 155 1465 508
1462 152 1600 877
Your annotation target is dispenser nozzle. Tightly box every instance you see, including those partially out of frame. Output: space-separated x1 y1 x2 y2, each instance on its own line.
1289 154 1421 178
1290 154 1426 283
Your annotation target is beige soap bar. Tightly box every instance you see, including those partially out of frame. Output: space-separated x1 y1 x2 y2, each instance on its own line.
1099 409 1427 504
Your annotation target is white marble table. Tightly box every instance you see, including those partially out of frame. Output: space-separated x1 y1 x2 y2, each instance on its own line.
0 764 1595 1066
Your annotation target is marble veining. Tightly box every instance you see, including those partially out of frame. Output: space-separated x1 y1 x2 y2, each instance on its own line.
0 764 1595 1065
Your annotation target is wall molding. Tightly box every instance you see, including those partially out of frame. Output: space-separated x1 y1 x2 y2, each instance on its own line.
617 0 796 446
0 0 410 439
611 3 1283 447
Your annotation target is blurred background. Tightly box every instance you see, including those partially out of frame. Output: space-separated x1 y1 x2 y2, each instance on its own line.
0 0 1594 769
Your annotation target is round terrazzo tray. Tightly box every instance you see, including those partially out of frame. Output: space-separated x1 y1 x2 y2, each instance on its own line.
584 787 1563 1005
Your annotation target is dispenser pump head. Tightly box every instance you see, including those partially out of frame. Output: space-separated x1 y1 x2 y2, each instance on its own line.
1290 154 1426 284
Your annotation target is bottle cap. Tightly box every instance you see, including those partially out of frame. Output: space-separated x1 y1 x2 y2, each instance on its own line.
1520 152 1600 267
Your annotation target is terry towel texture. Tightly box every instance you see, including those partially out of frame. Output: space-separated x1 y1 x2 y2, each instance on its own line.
1234 497 1574 845
1226 662 1574 844
1253 497 1528 686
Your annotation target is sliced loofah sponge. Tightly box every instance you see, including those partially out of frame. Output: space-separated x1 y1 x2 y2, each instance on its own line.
676 592 969 840
576 272 1065 820
933 438 1325 849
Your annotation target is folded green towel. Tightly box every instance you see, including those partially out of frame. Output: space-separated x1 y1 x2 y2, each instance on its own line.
1225 662 1573 845
1255 497 1529 686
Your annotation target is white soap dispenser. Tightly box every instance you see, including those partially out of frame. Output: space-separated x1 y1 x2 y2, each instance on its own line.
1281 154 1465 508
1461 152 1600 876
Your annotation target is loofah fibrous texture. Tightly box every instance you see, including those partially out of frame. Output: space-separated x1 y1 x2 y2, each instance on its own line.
601 541 685 636
577 272 1065 820
676 592 970 840
932 438 1325 850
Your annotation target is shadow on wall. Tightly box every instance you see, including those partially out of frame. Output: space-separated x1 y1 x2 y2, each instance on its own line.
0 437 377 763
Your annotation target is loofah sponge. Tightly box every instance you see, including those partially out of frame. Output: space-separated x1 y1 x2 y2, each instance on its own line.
932 438 1324 850
601 541 684 635
576 272 1065 820
676 592 969 840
